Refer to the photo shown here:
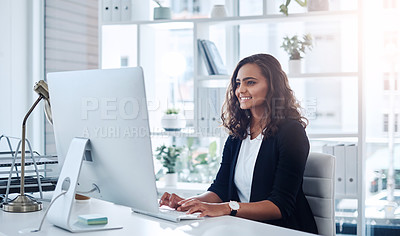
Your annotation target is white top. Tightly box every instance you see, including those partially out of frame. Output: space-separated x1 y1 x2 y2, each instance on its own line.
234 132 263 203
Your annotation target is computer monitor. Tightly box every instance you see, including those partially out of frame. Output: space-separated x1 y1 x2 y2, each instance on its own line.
46 67 160 232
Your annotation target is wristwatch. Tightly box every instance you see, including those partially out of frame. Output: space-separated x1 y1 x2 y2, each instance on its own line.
229 200 240 216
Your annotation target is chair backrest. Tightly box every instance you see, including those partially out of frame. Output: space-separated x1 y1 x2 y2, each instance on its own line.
303 152 336 236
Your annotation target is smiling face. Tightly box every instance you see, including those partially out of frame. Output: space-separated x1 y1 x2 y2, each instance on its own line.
235 63 269 116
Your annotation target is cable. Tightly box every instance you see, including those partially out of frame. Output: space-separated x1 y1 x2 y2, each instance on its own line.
76 184 99 195
31 190 67 233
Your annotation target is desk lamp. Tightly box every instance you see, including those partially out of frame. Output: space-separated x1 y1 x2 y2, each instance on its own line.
2 80 52 212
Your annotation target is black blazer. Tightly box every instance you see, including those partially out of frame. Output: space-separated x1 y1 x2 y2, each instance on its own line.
208 119 318 234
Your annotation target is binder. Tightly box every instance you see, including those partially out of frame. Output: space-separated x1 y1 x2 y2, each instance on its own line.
197 40 214 75
208 88 221 133
345 144 357 196
111 0 121 22
201 40 228 75
322 144 334 156
102 0 112 22
333 144 346 196
120 0 131 21
197 87 209 134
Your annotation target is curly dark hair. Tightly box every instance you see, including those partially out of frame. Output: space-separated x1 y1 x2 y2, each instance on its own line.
221 53 308 140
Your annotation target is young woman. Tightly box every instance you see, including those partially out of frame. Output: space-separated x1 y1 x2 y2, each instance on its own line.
159 54 318 234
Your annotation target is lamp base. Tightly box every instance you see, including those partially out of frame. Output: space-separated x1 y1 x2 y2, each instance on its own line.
2 194 42 212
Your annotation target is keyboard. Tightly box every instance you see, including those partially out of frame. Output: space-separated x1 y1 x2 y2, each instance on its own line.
0 176 57 194
159 207 202 220
132 206 204 222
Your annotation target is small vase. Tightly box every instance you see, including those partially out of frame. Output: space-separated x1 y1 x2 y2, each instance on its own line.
288 59 302 75
307 0 329 12
164 173 177 187
210 5 227 18
154 7 171 20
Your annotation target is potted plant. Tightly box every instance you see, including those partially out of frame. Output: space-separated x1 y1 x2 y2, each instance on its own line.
279 0 307 16
155 144 182 186
153 0 171 20
281 34 313 74
161 108 186 131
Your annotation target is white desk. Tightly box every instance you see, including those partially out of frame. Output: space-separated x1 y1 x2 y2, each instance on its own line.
0 197 318 236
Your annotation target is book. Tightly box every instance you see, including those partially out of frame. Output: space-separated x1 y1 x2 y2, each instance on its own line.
200 39 228 75
197 39 214 75
78 214 108 225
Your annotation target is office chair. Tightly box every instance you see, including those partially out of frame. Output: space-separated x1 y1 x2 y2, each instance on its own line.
303 152 336 236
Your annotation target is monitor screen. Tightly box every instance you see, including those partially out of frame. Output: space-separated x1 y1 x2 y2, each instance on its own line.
47 67 159 212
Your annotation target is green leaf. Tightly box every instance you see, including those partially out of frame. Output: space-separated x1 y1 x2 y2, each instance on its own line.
196 153 208 165
187 137 194 150
209 141 217 158
294 0 307 7
165 108 179 114
280 0 307 16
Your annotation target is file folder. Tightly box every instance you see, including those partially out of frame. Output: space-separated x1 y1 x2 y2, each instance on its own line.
208 88 220 133
197 87 208 134
333 144 346 196
121 0 131 21
322 144 334 156
345 144 357 196
111 0 121 22
102 0 112 22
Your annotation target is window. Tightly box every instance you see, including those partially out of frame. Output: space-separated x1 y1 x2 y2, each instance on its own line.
44 0 98 155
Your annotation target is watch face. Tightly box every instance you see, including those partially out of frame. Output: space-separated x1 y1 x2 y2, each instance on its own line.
229 201 240 210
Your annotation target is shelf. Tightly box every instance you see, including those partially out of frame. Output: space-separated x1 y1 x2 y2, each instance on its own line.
365 137 400 144
102 10 358 27
151 128 196 137
288 72 358 79
150 128 227 138
308 133 359 139
150 130 360 140
197 75 230 81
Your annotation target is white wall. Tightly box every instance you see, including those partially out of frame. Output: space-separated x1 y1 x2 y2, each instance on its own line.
0 0 44 153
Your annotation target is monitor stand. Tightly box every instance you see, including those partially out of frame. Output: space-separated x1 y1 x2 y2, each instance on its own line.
46 138 122 232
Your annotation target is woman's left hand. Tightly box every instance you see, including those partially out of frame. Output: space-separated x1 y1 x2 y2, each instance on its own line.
177 199 230 217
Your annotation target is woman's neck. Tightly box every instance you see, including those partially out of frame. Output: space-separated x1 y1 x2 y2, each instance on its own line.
250 115 267 139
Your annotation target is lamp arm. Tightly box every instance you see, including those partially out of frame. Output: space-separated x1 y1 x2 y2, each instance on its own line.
20 94 44 196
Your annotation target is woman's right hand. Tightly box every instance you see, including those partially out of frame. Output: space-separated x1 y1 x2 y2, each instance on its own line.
159 192 185 210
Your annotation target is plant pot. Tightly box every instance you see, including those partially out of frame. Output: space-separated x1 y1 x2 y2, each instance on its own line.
307 0 329 12
161 113 186 131
153 7 171 20
164 173 177 187
288 59 302 75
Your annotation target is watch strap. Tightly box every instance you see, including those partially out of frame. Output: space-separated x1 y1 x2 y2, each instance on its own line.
230 209 238 216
